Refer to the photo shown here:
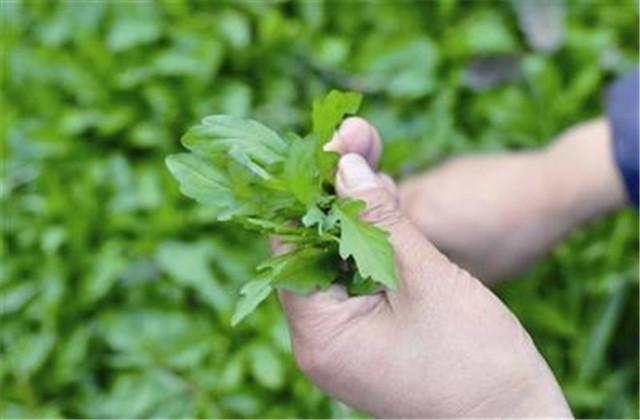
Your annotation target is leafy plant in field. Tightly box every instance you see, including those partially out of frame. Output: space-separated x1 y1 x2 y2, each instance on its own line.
166 91 398 325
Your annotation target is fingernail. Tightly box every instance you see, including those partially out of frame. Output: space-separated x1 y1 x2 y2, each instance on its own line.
323 117 367 153
338 154 379 190
323 124 348 154
323 121 348 153
323 133 341 153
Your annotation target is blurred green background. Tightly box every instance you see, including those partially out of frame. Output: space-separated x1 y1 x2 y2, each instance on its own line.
1 0 638 418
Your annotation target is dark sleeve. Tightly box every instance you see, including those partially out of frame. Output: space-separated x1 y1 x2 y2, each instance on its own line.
606 70 639 206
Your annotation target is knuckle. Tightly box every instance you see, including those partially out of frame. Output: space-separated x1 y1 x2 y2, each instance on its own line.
361 189 402 228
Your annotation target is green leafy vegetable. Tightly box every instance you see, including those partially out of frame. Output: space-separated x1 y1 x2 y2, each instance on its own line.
183 115 288 166
333 199 398 289
312 90 363 181
167 90 399 325
165 153 243 217
231 276 273 327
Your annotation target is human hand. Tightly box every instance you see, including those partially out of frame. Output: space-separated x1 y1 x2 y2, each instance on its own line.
277 119 571 417
399 118 628 282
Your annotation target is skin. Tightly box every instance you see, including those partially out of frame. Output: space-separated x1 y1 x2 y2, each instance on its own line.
277 116 627 418
398 118 628 282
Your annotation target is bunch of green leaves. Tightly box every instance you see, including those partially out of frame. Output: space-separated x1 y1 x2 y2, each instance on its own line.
166 91 398 325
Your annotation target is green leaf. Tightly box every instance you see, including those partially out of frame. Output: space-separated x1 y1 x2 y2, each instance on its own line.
312 90 363 181
283 135 318 206
302 203 339 234
261 248 338 294
231 248 337 326
101 309 214 370
182 115 288 167
156 241 231 312
354 36 439 99
312 90 363 144
229 148 274 181
446 11 517 57
6 331 55 378
249 344 285 390
347 271 383 295
81 244 126 305
301 204 325 228
231 276 273 326
578 289 626 382
333 199 398 289
165 153 251 219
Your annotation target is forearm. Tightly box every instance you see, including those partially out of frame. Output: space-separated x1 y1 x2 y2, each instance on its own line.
395 116 629 283
541 117 628 229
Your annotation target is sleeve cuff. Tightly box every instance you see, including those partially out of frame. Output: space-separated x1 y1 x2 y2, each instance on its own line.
606 70 639 206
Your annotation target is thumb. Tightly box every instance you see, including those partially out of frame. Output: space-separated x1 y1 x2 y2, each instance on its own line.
336 154 454 299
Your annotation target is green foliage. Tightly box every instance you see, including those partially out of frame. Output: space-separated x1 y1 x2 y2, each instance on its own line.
1 0 638 419
333 199 397 290
312 90 363 181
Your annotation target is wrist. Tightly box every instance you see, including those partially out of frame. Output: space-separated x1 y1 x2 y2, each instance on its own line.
539 118 627 227
503 366 573 417
473 329 573 418
457 327 572 418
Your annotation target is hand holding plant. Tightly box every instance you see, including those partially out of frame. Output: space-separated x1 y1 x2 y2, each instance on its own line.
167 91 399 325
278 120 572 418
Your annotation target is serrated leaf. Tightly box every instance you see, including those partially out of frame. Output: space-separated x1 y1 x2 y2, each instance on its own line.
347 271 383 295
231 276 273 326
182 115 288 167
301 205 325 228
302 203 339 234
261 248 338 294
249 344 285 390
165 153 251 219
312 90 363 143
229 148 274 181
240 218 307 236
283 136 318 206
333 199 398 289
312 90 363 181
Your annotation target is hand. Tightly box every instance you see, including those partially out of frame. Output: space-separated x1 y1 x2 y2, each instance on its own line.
277 118 571 418
398 118 628 282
